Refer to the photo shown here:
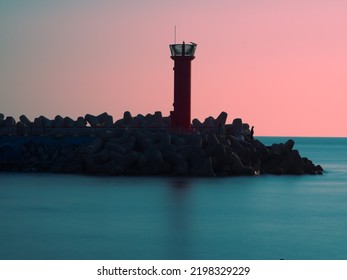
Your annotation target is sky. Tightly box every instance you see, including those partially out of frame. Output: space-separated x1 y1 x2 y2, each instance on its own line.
1 0 346 137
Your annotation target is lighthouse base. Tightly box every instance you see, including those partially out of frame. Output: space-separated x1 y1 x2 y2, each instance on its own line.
170 111 194 133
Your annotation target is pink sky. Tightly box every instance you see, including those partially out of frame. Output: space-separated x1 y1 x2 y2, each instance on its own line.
1 0 346 136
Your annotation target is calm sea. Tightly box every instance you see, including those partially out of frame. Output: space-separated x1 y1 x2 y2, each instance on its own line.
0 137 346 260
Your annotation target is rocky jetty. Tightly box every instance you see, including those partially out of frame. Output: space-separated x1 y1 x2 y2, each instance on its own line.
0 112 323 176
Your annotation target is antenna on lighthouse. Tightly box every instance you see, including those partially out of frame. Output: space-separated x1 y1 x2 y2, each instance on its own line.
174 25 176 44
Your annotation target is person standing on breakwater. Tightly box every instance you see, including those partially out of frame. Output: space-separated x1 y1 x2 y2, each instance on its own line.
250 126 254 142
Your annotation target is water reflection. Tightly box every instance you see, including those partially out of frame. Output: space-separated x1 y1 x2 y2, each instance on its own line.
167 179 192 259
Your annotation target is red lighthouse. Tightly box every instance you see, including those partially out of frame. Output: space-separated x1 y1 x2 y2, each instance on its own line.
169 41 197 130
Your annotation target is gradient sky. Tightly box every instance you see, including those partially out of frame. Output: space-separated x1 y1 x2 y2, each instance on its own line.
1 0 346 136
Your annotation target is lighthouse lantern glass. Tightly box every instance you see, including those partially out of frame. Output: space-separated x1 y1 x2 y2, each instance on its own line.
170 43 196 57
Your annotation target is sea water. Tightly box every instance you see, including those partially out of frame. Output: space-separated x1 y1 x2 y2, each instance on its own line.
0 137 346 260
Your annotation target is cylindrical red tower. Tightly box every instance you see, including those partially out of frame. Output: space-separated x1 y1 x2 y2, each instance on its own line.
169 42 197 130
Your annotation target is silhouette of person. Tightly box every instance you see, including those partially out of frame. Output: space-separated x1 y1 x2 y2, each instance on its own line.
250 126 254 142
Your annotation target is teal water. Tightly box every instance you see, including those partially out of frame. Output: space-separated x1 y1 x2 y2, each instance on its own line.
0 137 346 260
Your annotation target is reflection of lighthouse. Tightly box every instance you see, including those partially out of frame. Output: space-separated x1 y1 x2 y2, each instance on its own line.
169 41 197 130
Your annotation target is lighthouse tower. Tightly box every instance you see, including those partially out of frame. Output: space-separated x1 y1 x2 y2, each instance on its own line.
169 41 197 130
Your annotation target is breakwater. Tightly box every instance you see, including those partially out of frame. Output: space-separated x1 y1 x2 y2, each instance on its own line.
0 112 323 176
